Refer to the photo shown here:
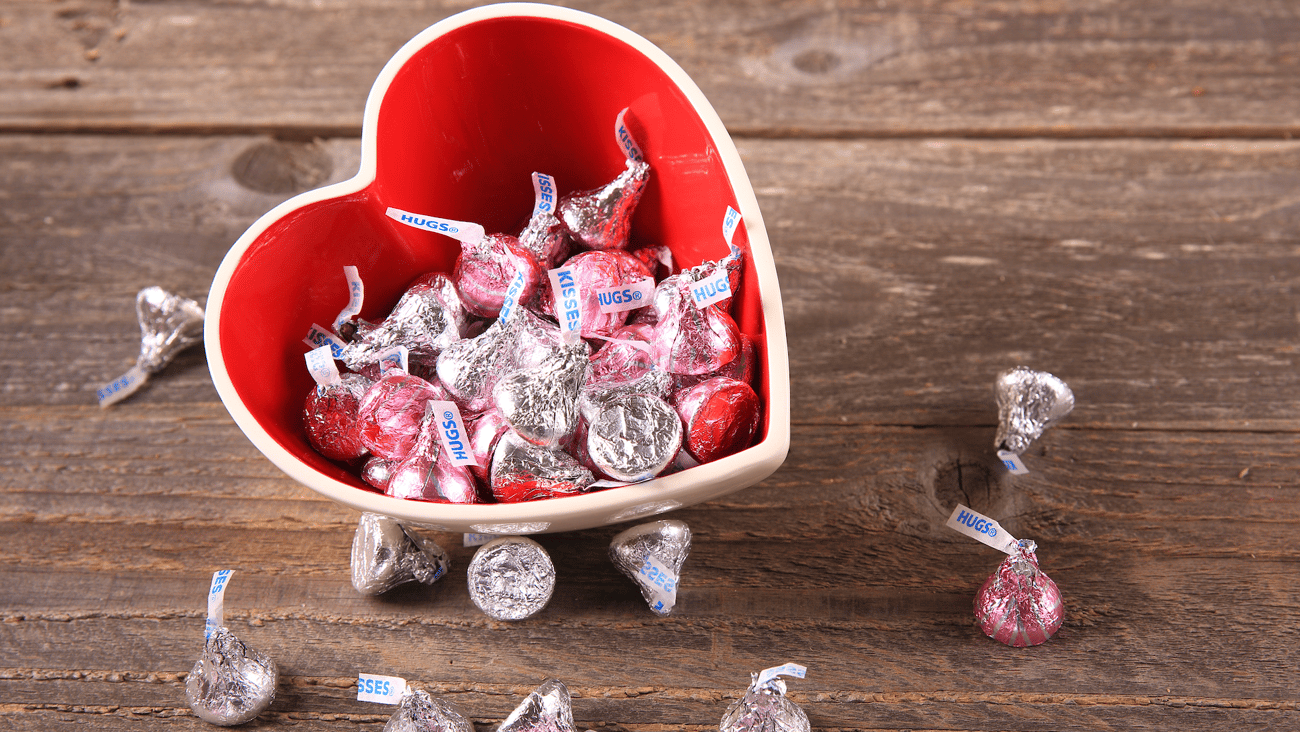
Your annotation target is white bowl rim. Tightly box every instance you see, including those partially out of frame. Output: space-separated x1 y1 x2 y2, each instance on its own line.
204 2 791 534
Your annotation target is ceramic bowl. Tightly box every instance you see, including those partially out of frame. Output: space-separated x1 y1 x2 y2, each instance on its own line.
205 2 789 534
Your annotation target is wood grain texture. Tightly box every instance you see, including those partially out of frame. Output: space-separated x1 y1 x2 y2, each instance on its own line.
1 1 1299 136
5 1 1300 729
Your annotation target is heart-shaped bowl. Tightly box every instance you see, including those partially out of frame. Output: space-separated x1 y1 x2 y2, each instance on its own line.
205 2 789 534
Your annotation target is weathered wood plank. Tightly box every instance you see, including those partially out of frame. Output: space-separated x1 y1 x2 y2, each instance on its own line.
1 1 1298 136
3 134 1298 427
6 409 1300 547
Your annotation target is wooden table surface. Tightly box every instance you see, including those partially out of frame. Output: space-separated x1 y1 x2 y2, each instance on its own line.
4 1 1299 730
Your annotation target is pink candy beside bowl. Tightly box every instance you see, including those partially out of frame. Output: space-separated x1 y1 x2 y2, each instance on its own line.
204 3 789 534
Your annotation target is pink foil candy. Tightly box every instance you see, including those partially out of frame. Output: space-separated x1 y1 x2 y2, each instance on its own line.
975 539 1064 647
303 372 374 461
467 408 510 483
675 377 761 464
490 430 594 503
361 456 395 491
588 323 656 382
356 372 448 460
645 270 741 375
454 233 544 319
385 406 479 504
673 333 755 393
558 159 650 251
539 250 652 340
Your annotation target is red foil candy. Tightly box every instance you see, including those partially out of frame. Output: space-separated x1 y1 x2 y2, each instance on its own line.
453 233 544 319
674 376 761 464
356 372 448 460
303 373 374 461
974 539 1064 647
558 159 650 251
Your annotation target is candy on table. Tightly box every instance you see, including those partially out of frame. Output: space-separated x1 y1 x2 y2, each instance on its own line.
498 678 577 732
466 536 556 621
185 627 277 726
608 519 692 615
993 366 1075 455
350 512 450 595
975 538 1064 647
719 664 810 732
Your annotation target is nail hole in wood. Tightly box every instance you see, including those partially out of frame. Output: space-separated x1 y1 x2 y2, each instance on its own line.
231 140 333 195
932 459 996 516
793 49 842 74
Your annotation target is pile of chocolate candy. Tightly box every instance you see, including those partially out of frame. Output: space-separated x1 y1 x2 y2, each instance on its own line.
301 130 762 506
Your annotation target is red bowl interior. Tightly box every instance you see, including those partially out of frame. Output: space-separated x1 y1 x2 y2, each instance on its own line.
217 14 772 494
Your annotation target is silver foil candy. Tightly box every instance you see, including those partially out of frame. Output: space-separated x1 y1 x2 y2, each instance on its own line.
466 536 556 620
579 358 671 422
994 366 1075 454
384 688 473 732
490 430 594 503
342 273 468 374
519 209 571 269
437 320 517 414
494 342 590 447
99 286 206 407
719 671 809 732
498 678 577 732
185 627 278 726
586 393 682 482
558 159 650 251
350 512 450 595
609 519 691 615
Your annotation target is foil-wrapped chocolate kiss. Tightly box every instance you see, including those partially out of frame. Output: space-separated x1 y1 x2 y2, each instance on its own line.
608 520 691 615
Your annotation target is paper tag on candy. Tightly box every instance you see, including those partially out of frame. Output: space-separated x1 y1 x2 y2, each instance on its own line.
690 269 733 309
304 323 346 358
204 569 234 639
532 172 558 217
595 278 654 314
615 107 644 162
635 554 679 614
755 663 807 687
997 449 1030 475
357 673 407 704
463 533 497 547
375 346 409 375
97 364 149 407
723 206 742 246
498 270 527 322
333 266 365 332
385 207 485 245
304 345 341 386
946 504 1019 554
548 265 582 341
429 400 477 467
